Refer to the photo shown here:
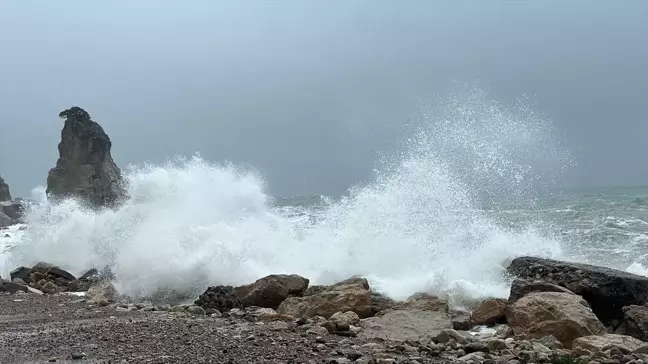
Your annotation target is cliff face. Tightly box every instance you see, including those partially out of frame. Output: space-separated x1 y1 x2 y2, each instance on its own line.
0 174 10 201
46 107 126 208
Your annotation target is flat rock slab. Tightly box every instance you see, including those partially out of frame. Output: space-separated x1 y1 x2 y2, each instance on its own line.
507 256 648 326
359 309 452 342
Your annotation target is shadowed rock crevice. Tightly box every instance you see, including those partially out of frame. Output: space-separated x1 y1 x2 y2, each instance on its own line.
46 106 126 208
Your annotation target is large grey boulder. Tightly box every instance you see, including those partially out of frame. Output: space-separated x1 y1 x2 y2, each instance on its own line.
507 256 648 327
0 174 10 201
46 106 126 208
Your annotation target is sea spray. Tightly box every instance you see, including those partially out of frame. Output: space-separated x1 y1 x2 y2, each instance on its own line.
2 86 571 307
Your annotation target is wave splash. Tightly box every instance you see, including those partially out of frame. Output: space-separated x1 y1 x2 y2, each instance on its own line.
4 86 570 307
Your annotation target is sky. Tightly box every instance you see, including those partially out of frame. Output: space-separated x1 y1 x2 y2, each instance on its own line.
0 1 647 198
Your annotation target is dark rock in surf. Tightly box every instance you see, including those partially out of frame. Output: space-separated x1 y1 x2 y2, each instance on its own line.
0 174 10 201
194 285 242 313
10 266 31 282
0 211 12 228
47 106 126 208
12 262 88 294
234 274 309 310
616 305 648 341
507 256 648 327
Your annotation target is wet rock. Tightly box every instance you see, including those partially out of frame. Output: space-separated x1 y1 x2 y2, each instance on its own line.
10 266 31 283
616 305 648 341
0 211 12 228
451 309 472 331
277 277 373 319
194 285 242 313
370 291 397 315
234 274 309 310
507 256 648 326
472 298 508 325
47 106 126 208
508 292 606 348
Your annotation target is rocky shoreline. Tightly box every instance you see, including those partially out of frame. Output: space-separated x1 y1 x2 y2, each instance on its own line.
1 256 648 363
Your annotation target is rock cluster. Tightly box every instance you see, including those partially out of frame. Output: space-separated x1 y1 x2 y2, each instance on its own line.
47 106 126 208
5 262 108 294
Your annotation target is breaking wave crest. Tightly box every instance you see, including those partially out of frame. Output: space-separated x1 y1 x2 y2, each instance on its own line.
2 86 572 307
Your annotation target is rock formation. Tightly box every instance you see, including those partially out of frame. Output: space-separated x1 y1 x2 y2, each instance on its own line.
0 174 10 201
507 256 648 327
46 106 126 208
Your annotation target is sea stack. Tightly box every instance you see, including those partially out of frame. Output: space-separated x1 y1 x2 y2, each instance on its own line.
0 174 10 201
46 106 126 208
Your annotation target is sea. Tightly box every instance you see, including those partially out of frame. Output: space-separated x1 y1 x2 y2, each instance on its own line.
1 87 646 308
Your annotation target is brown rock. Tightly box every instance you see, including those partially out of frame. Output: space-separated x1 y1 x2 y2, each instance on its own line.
508 278 576 304
507 292 606 348
277 277 372 319
472 298 508 325
359 308 452 342
572 334 644 353
235 274 309 310
394 292 449 312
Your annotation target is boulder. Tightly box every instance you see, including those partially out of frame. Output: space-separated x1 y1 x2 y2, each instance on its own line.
358 291 452 342
507 292 606 348
234 274 309 310
0 174 10 201
616 305 648 341
507 256 648 326
194 285 242 313
508 278 576 304
46 106 126 208
359 308 452 342
0 211 12 228
86 282 119 302
451 309 472 330
0 279 29 293
572 334 644 354
277 277 373 319
471 298 507 325
1 200 23 220
10 266 31 282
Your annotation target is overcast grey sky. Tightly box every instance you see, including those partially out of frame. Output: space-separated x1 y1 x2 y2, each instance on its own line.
1 1 647 198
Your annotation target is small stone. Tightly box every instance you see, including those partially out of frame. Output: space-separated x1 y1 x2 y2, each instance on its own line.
464 342 489 353
307 325 329 336
48 358 57 363
316 336 326 343
70 352 86 360
187 305 206 316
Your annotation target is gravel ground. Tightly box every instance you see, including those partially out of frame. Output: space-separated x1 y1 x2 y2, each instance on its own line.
0 293 347 364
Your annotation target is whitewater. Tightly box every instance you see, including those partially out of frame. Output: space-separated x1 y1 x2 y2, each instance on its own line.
1 87 646 308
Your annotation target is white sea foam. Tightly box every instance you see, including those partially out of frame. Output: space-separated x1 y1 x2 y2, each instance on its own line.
1 86 570 307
